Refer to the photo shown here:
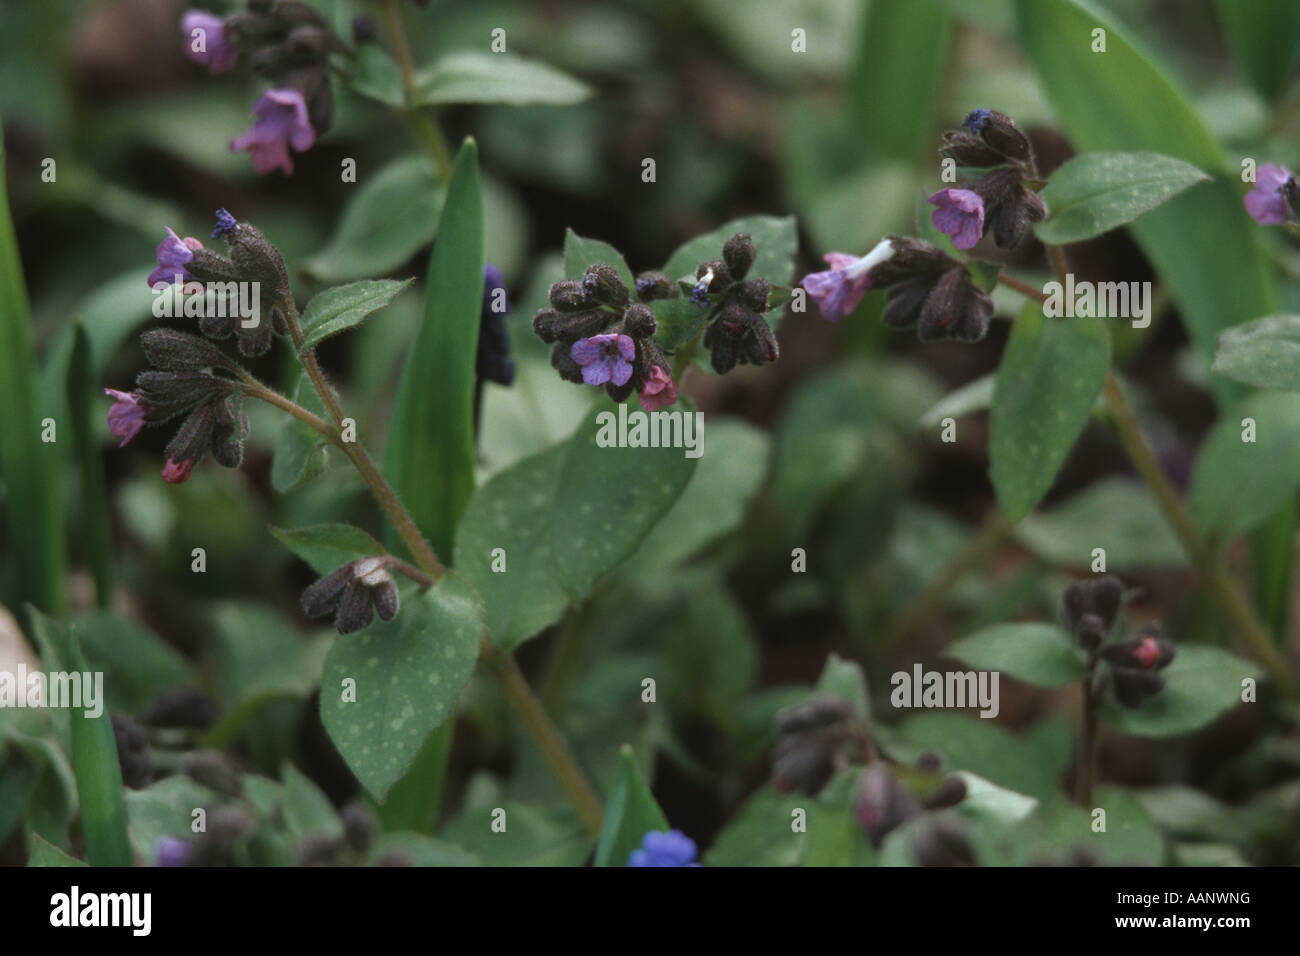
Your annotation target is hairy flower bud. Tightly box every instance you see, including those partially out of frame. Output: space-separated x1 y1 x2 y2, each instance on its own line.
581 264 630 309
915 266 993 343
140 329 241 373
634 271 677 302
962 108 1032 163
549 279 591 312
722 232 756 280
939 130 1007 168
621 303 657 339
1062 575 1123 647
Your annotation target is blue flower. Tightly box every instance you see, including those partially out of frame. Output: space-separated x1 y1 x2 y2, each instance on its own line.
155 836 193 867
628 829 700 867
211 208 237 239
962 108 992 133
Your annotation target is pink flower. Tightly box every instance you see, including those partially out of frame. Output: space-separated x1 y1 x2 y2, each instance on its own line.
105 389 146 447
1244 163 1293 225
800 239 895 322
638 365 678 412
181 10 238 74
571 333 635 387
162 458 194 484
1132 636 1161 668
231 89 317 176
147 227 204 289
928 188 985 250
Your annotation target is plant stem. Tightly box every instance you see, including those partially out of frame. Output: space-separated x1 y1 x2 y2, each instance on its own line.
261 298 606 837
1012 248 1295 688
1076 660 1100 806
478 638 605 835
995 271 1047 305
380 0 454 181
1101 374 1292 687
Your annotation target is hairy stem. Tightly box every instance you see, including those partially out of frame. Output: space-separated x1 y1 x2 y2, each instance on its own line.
380 0 454 181
1014 248 1294 688
263 297 605 836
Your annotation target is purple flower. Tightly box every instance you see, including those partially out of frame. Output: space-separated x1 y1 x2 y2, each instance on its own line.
181 10 238 74
1244 163 1294 225
800 239 895 322
147 227 204 288
155 836 194 867
929 188 985 250
230 89 317 176
570 333 635 387
105 389 146 447
628 829 700 867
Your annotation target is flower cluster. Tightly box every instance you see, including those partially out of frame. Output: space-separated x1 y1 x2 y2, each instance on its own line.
627 829 700 867
533 263 679 411
929 109 1046 251
1061 576 1175 708
301 557 402 635
691 233 780 374
770 695 861 795
854 754 967 849
1244 163 1299 226
802 237 994 342
105 329 250 484
181 2 341 174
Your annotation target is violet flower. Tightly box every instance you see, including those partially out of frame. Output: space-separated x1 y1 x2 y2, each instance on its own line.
628 830 700 867
1244 163 1294 225
147 227 204 289
181 10 238 74
571 333 635 387
105 389 146 447
230 89 317 176
800 239 896 322
929 188 985 250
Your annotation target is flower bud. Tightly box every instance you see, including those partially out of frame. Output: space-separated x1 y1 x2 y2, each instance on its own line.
962 108 1032 163
634 271 677 302
183 749 244 797
916 266 993 343
912 818 977 866
722 232 756 280
549 280 591 312
939 130 1007 168
581 264 630 309
730 277 771 313
854 763 921 848
140 329 241 373
1061 575 1123 643
621 303 657 339
111 713 152 790
551 342 585 383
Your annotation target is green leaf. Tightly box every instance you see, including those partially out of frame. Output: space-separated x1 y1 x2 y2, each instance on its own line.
270 373 330 494
70 611 196 715
1013 0 1276 397
64 622 133 866
454 408 698 650
269 524 386 576
1036 152 1210 244
1187 392 1300 537
344 44 404 108
562 229 635 289
989 303 1110 521
281 762 342 840
298 279 413 352
1211 314 1300 391
320 573 483 801
27 831 87 867
0 131 64 613
704 783 806 866
67 325 113 607
946 623 1087 687
896 714 1072 801
814 653 871 718
124 776 221 863
1014 477 1187 570
304 156 444 282
384 139 484 559
1101 645 1256 737
1217 0 1300 102
414 51 592 107
593 745 670 867
661 215 799 287
848 0 952 162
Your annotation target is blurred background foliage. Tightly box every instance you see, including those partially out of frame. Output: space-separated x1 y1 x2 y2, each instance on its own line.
2 0 1299 866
